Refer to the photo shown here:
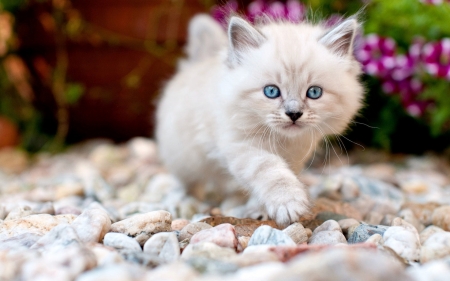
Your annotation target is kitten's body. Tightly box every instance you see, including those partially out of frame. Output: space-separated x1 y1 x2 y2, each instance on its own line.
157 15 364 226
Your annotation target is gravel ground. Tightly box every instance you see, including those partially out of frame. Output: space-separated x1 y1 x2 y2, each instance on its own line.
1 137 450 281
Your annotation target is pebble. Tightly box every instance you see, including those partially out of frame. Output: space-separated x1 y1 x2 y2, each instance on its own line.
308 220 346 245
347 224 389 243
30 223 81 252
110 210 171 246
420 232 450 263
337 218 360 236
178 222 212 241
407 257 450 281
309 231 347 245
276 247 410 281
143 232 180 263
22 246 97 281
4 205 34 220
171 218 190 231
186 257 239 275
71 203 111 243
248 225 295 247
143 261 199 281
181 242 237 260
103 232 141 251
76 263 145 281
0 214 76 240
90 243 124 265
431 206 450 231
419 225 445 244
190 223 238 249
0 233 42 251
383 218 421 262
364 211 384 225
120 250 162 268
283 223 308 244
237 236 250 252
399 208 425 232
402 202 440 226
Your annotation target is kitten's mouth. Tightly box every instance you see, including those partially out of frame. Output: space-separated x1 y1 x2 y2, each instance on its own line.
283 122 302 130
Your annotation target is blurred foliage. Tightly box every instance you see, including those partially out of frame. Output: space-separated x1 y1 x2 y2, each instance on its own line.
0 0 85 152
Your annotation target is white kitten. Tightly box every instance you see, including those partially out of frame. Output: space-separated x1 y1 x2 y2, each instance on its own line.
156 14 364 227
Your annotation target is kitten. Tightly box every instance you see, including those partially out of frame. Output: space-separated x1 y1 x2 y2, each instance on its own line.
156 14 364 227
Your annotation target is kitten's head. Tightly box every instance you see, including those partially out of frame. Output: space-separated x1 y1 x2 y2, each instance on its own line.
223 16 364 139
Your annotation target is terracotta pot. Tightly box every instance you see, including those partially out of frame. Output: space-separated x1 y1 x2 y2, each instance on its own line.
16 0 213 143
0 116 19 148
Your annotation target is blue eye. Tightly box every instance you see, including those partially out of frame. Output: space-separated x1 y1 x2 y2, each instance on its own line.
263 85 281 99
306 86 322 99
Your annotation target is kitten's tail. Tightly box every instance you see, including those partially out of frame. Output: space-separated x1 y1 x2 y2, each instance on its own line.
178 14 227 70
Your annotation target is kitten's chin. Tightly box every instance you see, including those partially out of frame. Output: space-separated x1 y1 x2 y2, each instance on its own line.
277 123 306 137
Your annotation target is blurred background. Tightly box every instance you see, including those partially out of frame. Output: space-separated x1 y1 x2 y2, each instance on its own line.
0 0 449 154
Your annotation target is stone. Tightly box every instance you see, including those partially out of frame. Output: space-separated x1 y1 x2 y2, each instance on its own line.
283 223 308 244
311 198 363 221
103 232 141 251
143 261 199 281
348 224 389 244
338 219 360 236
401 202 440 226
365 233 384 246
143 232 180 263
364 212 384 225
55 206 82 216
0 214 76 240
71 203 111 243
432 205 450 231
30 223 81 252
22 246 97 281
237 236 251 252
383 218 421 262
231 247 280 266
420 225 445 244
420 232 450 263
186 257 239 275
55 182 84 199
4 205 33 220
312 220 342 234
248 225 295 247
398 208 425 232
309 231 347 245
228 262 286 281
178 222 212 241
380 214 396 226
110 210 171 246
0 250 40 281
407 257 450 281
120 250 162 268
0 233 42 251
171 219 190 231
181 242 237 260
0 205 6 220
76 263 145 281
190 223 238 249
90 243 124 266
273 247 410 281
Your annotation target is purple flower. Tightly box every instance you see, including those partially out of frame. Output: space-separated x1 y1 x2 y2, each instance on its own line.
211 0 239 26
286 0 305 23
356 34 397 77
422 38 450 79
247 0 266 22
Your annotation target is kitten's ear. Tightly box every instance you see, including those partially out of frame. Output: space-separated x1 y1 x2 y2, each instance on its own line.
227 17 266 64
319 18 359 58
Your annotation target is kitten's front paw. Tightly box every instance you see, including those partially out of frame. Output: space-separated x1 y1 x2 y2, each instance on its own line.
264 186 310 228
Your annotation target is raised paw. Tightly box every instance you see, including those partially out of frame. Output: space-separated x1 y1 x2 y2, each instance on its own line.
264 187 311 228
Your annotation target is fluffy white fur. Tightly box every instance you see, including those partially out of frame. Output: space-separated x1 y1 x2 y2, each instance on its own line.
156 14 364 227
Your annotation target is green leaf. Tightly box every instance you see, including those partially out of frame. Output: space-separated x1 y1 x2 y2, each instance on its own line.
64 83 85 104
